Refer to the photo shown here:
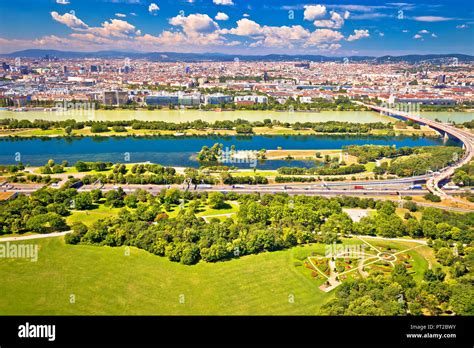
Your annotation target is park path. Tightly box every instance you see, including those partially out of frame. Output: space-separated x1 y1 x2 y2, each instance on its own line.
201 213 236 223
0 231 71 242
349 234 427 245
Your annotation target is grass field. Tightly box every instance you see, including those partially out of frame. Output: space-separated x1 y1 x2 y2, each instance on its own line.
0 124 440 138
66 204 123 226
0 236 434 315
0 238 333 315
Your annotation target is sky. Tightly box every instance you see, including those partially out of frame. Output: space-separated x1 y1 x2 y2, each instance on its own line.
0 0 473 55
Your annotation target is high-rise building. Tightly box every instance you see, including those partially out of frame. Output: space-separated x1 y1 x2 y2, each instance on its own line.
204 93 233 105
102 91 129 106
146 95 179 106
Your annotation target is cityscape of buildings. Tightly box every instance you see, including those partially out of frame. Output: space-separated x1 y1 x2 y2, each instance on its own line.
1 56 472 109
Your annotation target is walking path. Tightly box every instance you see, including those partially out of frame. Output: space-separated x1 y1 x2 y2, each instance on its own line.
0 231 71 242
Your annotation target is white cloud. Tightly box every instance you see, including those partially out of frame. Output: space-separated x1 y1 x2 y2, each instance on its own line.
51 11 140 39
115 13 127 18
70 33 115 44
51 11 88 30
456 24 469 29
136 31 186 46
347 29 370 41
221 17 352 49
88 19 139 38
314 11 345 29
317 43 342 51
418 29 429 34
213 0 234 5
223 18 316 48
350 12 389 20
413 16 452 22
413 34 422 39
431 33 437 38
215 12 229 21
243 13 250 17
303 5 326 21
56 0 70 5
303 28 344 48
148 3 159 15
330 4 390 12
170 14 220 36
222 18 262 36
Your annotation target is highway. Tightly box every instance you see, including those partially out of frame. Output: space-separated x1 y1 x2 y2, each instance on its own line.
3 180 473 213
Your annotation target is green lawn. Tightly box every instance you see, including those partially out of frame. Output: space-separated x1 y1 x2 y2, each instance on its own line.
66 204 123 226
196 201 239 217
166 201 239 219
2 128 65 137
0 238 332 315
364 162 376 172
0 236 433 315
62 163 135 175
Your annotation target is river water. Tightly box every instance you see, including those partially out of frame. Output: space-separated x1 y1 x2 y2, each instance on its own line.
0 134 461 169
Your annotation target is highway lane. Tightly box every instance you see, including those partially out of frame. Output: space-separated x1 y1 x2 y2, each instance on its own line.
3 182 473 212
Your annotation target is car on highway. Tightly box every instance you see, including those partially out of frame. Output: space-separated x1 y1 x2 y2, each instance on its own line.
443 185 460 190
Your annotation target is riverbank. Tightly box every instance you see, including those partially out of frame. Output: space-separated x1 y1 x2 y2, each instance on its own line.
0 124 439 138
1 109 471 124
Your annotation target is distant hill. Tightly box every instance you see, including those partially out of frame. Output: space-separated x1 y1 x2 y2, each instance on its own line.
1 49 473 63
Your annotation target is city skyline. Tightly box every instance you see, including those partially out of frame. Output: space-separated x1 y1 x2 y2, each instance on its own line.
0 0 473 55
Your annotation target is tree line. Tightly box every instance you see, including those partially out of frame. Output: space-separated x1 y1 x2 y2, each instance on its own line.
0 118 393 134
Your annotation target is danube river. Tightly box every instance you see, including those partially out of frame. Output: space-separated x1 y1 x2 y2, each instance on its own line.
0 109 472 123
0 134 461 169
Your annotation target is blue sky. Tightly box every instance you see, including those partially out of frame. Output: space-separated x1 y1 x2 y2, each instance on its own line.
0 0 472 55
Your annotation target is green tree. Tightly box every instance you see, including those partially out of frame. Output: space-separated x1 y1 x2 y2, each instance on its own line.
105 189 124 208
436 247 455 266
74 192 93 210
74 161 89 172
320 213 352 244
450 284 474 315
391 264 416 289
65 222 88 244
208 192 225 209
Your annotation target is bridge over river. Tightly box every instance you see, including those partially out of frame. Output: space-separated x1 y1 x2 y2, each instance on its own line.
356 102 474 205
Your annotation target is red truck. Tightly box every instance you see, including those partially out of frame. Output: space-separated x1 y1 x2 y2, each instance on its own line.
354 185 364 190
